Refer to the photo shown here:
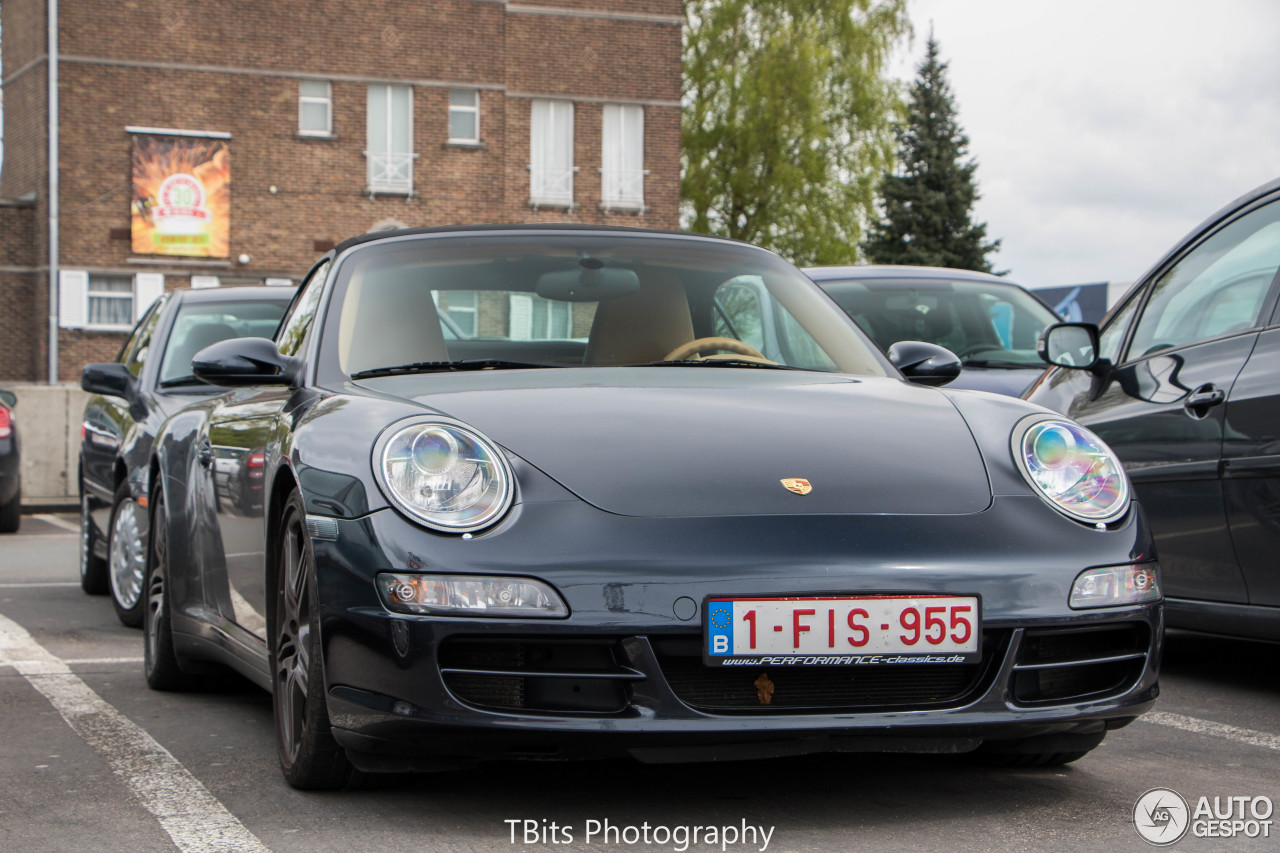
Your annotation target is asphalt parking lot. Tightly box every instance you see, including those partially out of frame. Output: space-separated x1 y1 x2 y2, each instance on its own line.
1 514 1277 853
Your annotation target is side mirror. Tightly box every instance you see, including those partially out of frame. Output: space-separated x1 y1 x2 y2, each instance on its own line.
0 389 15 408
81 362 135 399
192 337 297 387
1038 323 1102 371
887 341 962 387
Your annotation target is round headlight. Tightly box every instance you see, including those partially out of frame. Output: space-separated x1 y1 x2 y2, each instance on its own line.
1015 418 1129 524
377 420 513 533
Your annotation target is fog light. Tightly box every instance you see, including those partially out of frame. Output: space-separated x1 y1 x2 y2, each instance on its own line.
1070 564 1161 609
377 573 569 618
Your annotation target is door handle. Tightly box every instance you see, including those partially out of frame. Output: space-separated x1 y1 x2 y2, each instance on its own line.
198 444 214 469
1184 384 1225 417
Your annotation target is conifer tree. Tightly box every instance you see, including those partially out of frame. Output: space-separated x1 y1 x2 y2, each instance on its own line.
862 37 1000 271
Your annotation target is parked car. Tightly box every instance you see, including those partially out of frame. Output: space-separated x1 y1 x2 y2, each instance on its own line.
1028 176 1280 643
805 266 1061 397
79 286 293 627
144 225 1160 790
0 389 19 533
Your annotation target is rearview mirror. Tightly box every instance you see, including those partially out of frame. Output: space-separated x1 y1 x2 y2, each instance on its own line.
81 362 135 399
535 266 640 302
192 337 297 387
1038 323 1101 371
0 389 15 408
887 341 962 387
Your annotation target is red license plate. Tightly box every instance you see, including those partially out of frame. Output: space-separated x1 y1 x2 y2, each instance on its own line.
703 595 981 666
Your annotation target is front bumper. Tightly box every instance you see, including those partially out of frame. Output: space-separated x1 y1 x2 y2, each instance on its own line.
312 494 1163 766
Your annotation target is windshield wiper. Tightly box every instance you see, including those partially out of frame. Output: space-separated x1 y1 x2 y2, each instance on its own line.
629 358 808 371
351 359 565 380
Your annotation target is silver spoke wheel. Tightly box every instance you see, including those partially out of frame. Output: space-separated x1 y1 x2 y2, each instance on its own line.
109 497 147 610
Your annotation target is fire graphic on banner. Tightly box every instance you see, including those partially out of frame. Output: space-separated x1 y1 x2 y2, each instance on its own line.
131 135 230 258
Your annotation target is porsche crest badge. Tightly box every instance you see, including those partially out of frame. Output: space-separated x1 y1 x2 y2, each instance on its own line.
780 478 812 495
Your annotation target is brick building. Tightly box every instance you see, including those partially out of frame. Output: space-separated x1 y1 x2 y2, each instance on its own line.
0 0 683 382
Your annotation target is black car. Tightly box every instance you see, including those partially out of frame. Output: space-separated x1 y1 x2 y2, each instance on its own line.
144 225 1160 790
0 389 19 533
806 265 1061 397
79 286 293 626
1029 176 1280 643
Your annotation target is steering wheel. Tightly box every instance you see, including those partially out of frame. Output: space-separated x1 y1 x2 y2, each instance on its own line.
663 336 769 362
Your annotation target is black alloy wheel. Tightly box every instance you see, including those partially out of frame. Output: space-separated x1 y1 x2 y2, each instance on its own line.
143 487 197 691
271 489 358 790
79 481 108 594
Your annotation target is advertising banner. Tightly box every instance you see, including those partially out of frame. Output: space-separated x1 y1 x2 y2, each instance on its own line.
131 134 230 257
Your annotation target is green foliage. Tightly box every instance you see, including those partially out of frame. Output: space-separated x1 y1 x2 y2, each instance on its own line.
682 0 909 266
862 37 1001 272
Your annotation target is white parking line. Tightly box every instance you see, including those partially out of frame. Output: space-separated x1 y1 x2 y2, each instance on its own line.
0 613 269 853
0 582 80 588
65 656 146 665
1141 710 1280 752
31 514 81 534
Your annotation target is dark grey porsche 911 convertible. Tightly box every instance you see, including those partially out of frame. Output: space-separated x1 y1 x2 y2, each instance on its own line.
144 225 1162 789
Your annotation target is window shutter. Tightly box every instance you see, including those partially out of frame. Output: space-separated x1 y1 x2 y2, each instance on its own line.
602 105 621 201
509 294 533 340
58 270 89 329
623 106 644 203
134 273 165 321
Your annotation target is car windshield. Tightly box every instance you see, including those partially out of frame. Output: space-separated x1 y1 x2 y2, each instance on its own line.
817 277 1060 368
325 233 889 378
159 298 291 384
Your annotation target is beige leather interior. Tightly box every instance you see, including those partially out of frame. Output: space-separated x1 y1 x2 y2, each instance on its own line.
340 272 449 374
584 270 695 365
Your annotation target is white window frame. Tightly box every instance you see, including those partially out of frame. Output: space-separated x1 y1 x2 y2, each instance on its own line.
366 84 416 195
60 271 165 331
298 80 333 137
529 99 575 207
601 104 646 210
448 89 480 145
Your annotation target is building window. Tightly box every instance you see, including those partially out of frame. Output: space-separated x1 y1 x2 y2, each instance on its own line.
299 81 332 136
449 89 480 144
438 290 479 337
59 271 165 330
367 84 414 194
88 275 135 328
602 104 645 209
530 100 574 206
509 294 573 341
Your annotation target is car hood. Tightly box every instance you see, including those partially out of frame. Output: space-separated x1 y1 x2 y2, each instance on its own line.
356 368 992 518
950 365 1047 398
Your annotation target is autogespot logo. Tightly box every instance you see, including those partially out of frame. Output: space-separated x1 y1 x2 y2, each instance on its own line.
1135 788 1191 846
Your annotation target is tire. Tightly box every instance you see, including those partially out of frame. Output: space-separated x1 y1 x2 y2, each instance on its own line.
143 487 199 691
271 489 359 790
0 480 19 533
79 485 108 594
108 482 148 628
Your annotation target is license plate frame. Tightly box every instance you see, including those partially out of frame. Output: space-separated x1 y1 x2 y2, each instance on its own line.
702 594 982 667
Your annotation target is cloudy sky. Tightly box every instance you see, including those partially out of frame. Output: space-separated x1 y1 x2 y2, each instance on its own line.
890 0 1280 288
